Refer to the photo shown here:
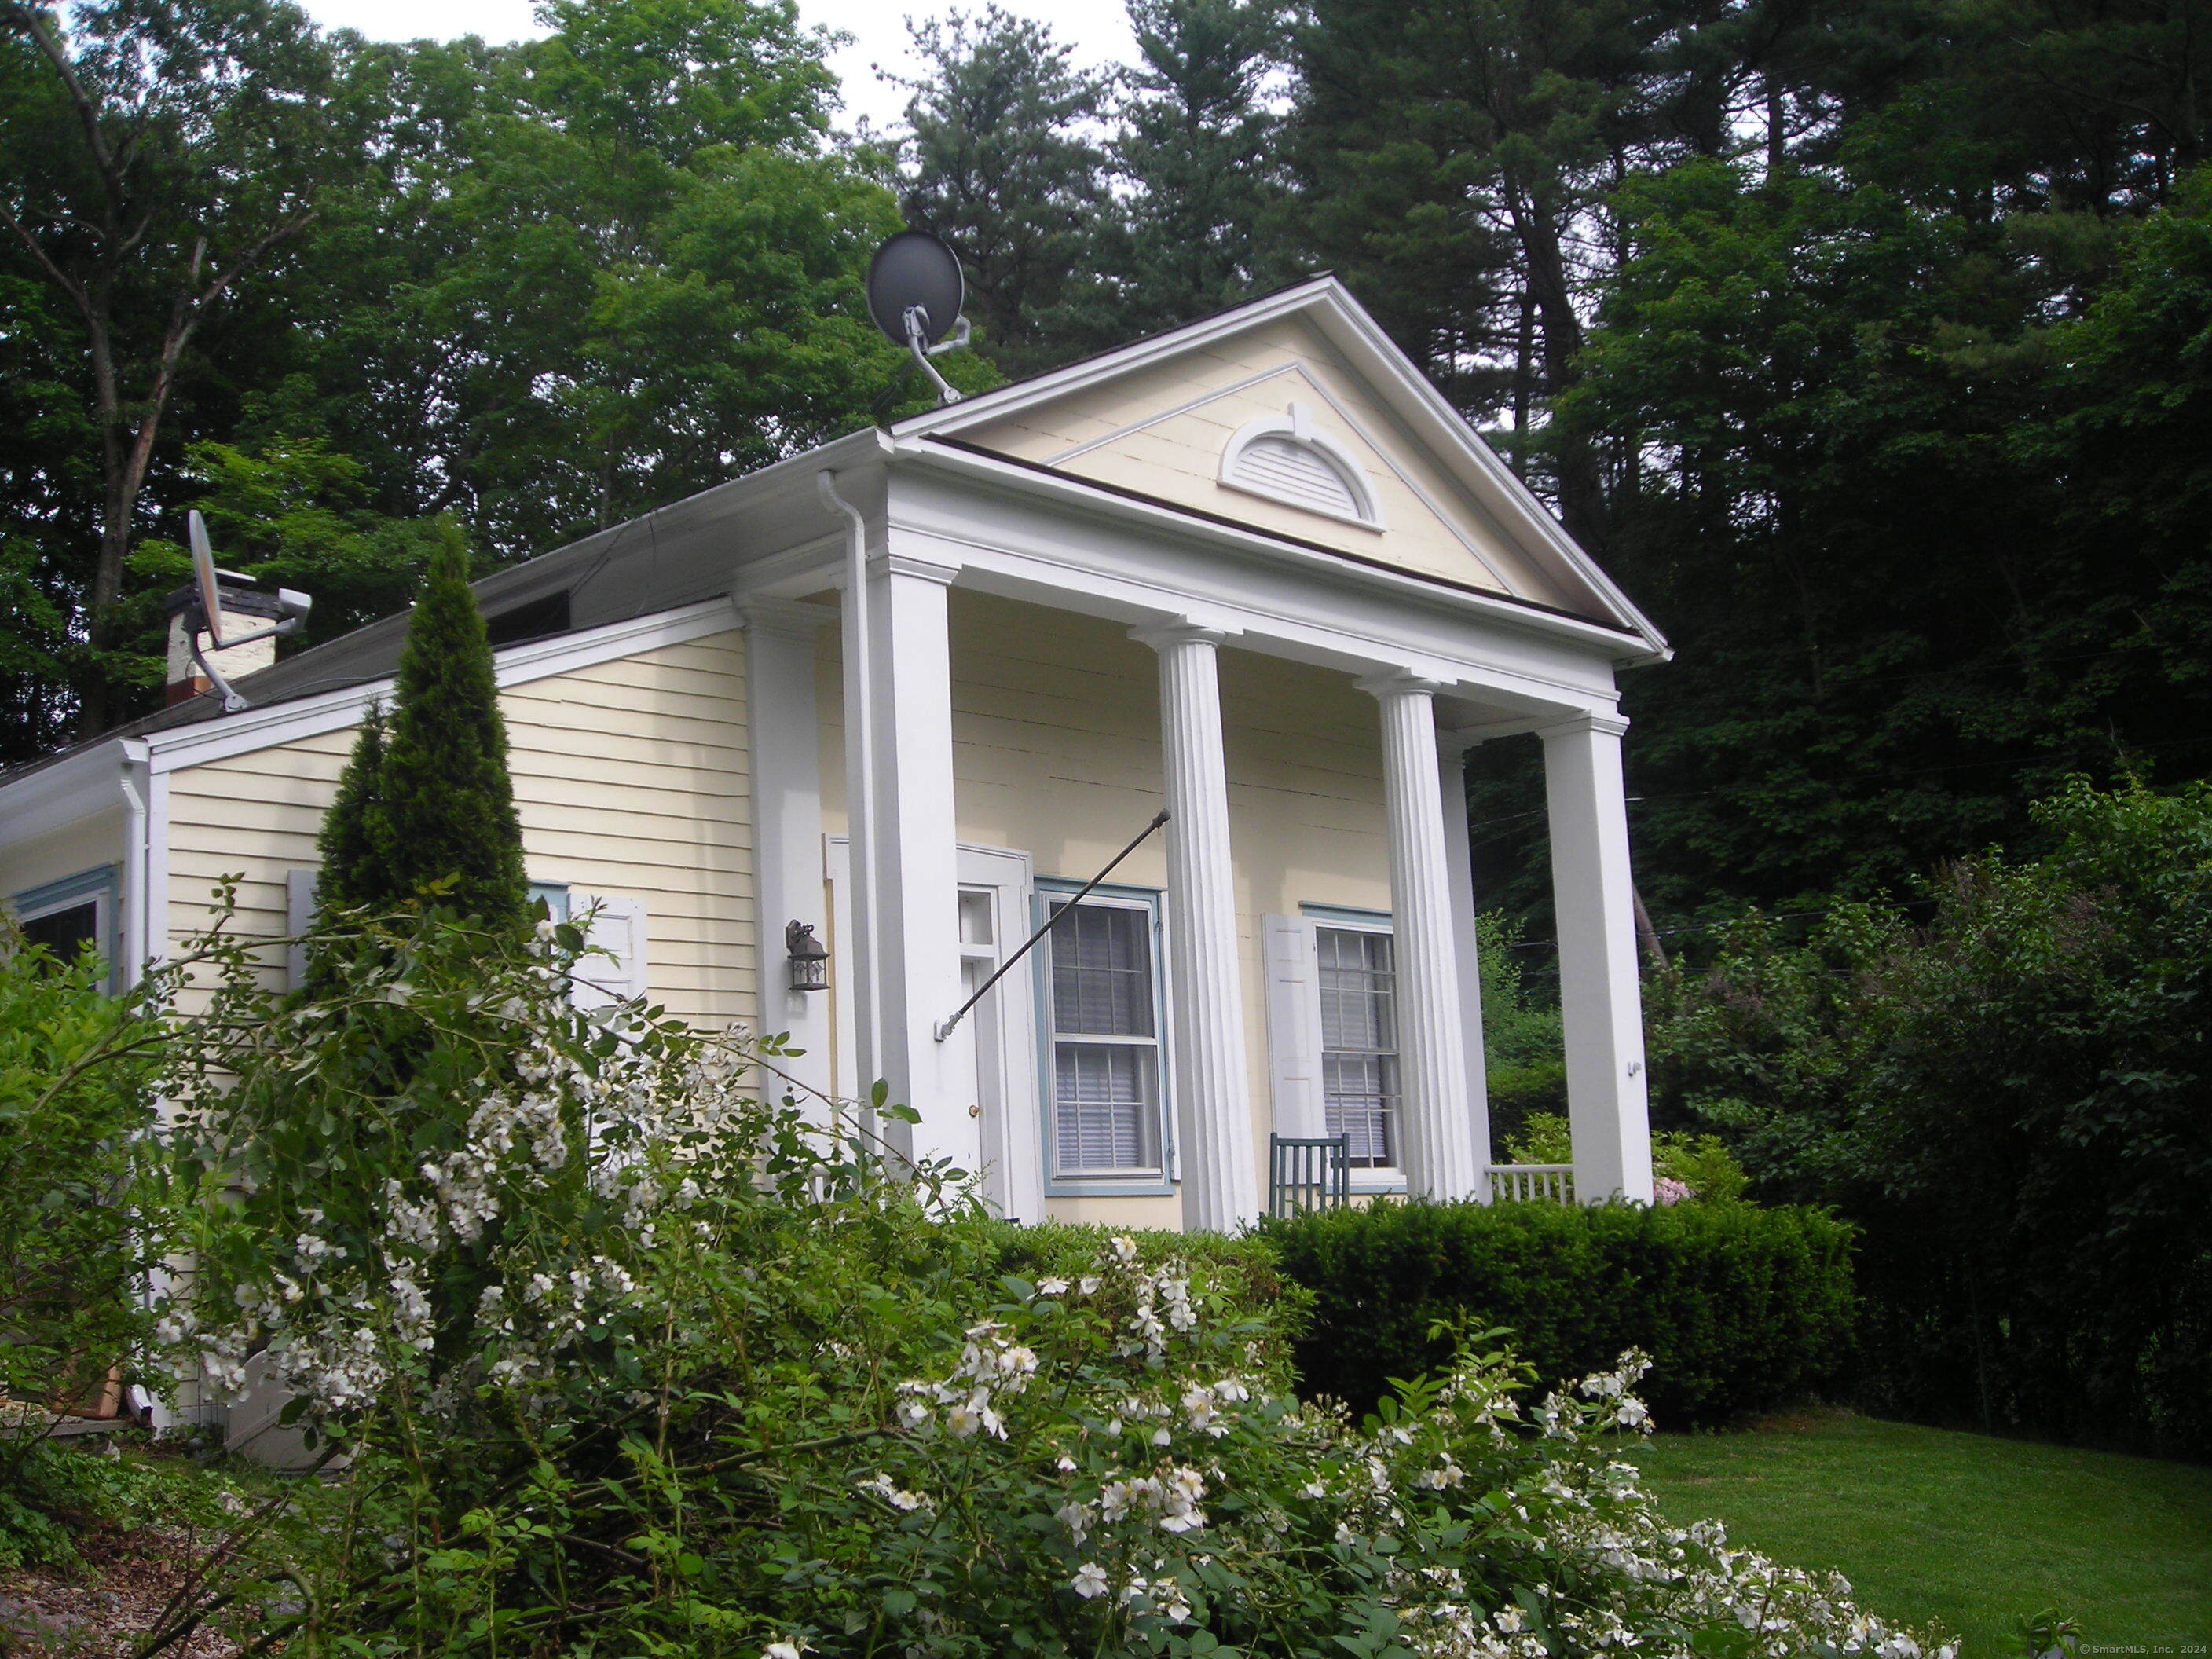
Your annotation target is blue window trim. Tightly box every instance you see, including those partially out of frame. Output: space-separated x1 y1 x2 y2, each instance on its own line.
528 881 571 922
11 865 123 994
1034 876 1177 1198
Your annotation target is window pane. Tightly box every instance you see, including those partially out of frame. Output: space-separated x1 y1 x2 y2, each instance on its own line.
1054 1042 1159 1172
1049 902 1153 1036
1317 927 1400 1168
20 900 100 966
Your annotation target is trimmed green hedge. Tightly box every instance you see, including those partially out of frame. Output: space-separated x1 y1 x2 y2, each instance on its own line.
1264 1199 1856 1427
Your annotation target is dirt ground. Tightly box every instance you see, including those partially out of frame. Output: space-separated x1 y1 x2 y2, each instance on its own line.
0 1529 246 1659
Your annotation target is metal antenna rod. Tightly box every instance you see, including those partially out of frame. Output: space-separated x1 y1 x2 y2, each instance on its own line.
934 808 1169 1042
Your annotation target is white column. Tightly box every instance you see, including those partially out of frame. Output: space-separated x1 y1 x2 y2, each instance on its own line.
1357 673 1480 1201
1437 731 1494 1189
1539 712 1654 1204
741 598 835 1106
868 548 977 1177
1132 622 1259 1232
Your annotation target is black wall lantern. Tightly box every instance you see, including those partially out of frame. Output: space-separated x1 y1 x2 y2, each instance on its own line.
786 919 830 992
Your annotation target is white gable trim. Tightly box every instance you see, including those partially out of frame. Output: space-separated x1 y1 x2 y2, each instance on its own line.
903 276 1668 656
1046 363 1521 597
140 597 741 775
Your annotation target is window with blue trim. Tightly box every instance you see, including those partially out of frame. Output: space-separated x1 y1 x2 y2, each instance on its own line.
1042 888 1165 1179
10 866 119 991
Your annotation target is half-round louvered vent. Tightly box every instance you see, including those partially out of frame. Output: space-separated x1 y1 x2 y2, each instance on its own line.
1229 434 1361 518
1217 403 1384 529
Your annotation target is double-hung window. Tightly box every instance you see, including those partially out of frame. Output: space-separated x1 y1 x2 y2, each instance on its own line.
1315 925 1401 1168
1042 890 1165 1181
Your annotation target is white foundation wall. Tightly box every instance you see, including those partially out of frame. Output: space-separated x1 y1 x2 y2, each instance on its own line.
818 588 1391 1229
162 630 753 1028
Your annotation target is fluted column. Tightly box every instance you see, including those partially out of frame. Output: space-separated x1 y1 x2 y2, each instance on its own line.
1539 711 1654 1205
1437 731 1495 1188
1358 672 1480 1201
1132 622 1259 1232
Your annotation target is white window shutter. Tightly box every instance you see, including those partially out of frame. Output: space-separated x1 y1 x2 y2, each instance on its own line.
570 893 649 1009
285 869 319 991
1262 913 1326 1139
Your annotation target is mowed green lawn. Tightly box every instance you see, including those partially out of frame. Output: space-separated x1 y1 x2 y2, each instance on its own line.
1619 1411 2212 1652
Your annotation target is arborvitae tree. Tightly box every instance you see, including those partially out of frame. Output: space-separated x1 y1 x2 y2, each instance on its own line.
897 6 1115 375
1113 0 1287 334
313 699 389 921
369 517 528 928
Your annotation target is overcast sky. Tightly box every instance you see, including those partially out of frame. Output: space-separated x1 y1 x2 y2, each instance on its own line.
297 0 1137 133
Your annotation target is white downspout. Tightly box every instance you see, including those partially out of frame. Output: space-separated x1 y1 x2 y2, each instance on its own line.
118 738 151 992
816 470 880 1099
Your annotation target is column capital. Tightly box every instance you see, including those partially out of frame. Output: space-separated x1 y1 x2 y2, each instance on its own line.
1535 709 1631 741
1130 619 1229 652
870 550 960 587
1437 726 1486 756
738 595 837 641
1354 668 1445 701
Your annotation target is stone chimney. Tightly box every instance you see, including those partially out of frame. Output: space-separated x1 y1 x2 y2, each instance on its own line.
164 585 287 706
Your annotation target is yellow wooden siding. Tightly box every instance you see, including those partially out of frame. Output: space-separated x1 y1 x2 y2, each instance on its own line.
0 810 126 905
815 590 1390 1225
162 630 753 1028
960 315 1573 607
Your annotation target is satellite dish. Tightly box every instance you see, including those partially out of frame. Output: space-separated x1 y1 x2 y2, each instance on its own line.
866 230 969 405
868 230 965 347
170 508 313 714
188 509 225 648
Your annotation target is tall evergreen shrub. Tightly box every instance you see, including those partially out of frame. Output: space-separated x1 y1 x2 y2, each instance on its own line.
313 700 387 919
314 518 528 929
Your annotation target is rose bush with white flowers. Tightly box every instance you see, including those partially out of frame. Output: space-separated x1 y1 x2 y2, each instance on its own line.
136 903 1950 1659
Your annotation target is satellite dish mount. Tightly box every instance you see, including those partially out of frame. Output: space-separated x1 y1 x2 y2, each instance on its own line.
867 230 970 407
174 508 312 712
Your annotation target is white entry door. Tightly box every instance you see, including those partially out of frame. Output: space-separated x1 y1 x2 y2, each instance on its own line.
826 837 1044 1222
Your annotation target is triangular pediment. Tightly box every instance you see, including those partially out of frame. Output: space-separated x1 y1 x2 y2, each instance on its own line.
902 280 1664 650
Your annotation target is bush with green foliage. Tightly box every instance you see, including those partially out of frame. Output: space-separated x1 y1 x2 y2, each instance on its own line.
1472 913 1568 1145
0 918 175 1529
1650 777 2212 1456
1265 1198 1855 1427
127 903 1939 1658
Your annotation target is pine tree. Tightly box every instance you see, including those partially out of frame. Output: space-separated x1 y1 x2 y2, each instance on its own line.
1113 0 1287 335
366 516 529 929
898 6 1115 375
313 700 389 920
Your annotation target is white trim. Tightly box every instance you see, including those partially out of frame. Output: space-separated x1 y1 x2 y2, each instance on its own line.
1036 360 1524 599
886 457 1629 726
902 276 1668 656
741 595 835 1105
957 844 1043 1221
896 439 1654 680
0 739 129 850
139 598 742 775
1218 403 1386 530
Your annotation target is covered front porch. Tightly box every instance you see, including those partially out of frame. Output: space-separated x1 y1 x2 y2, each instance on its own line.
734 441 1656 1233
